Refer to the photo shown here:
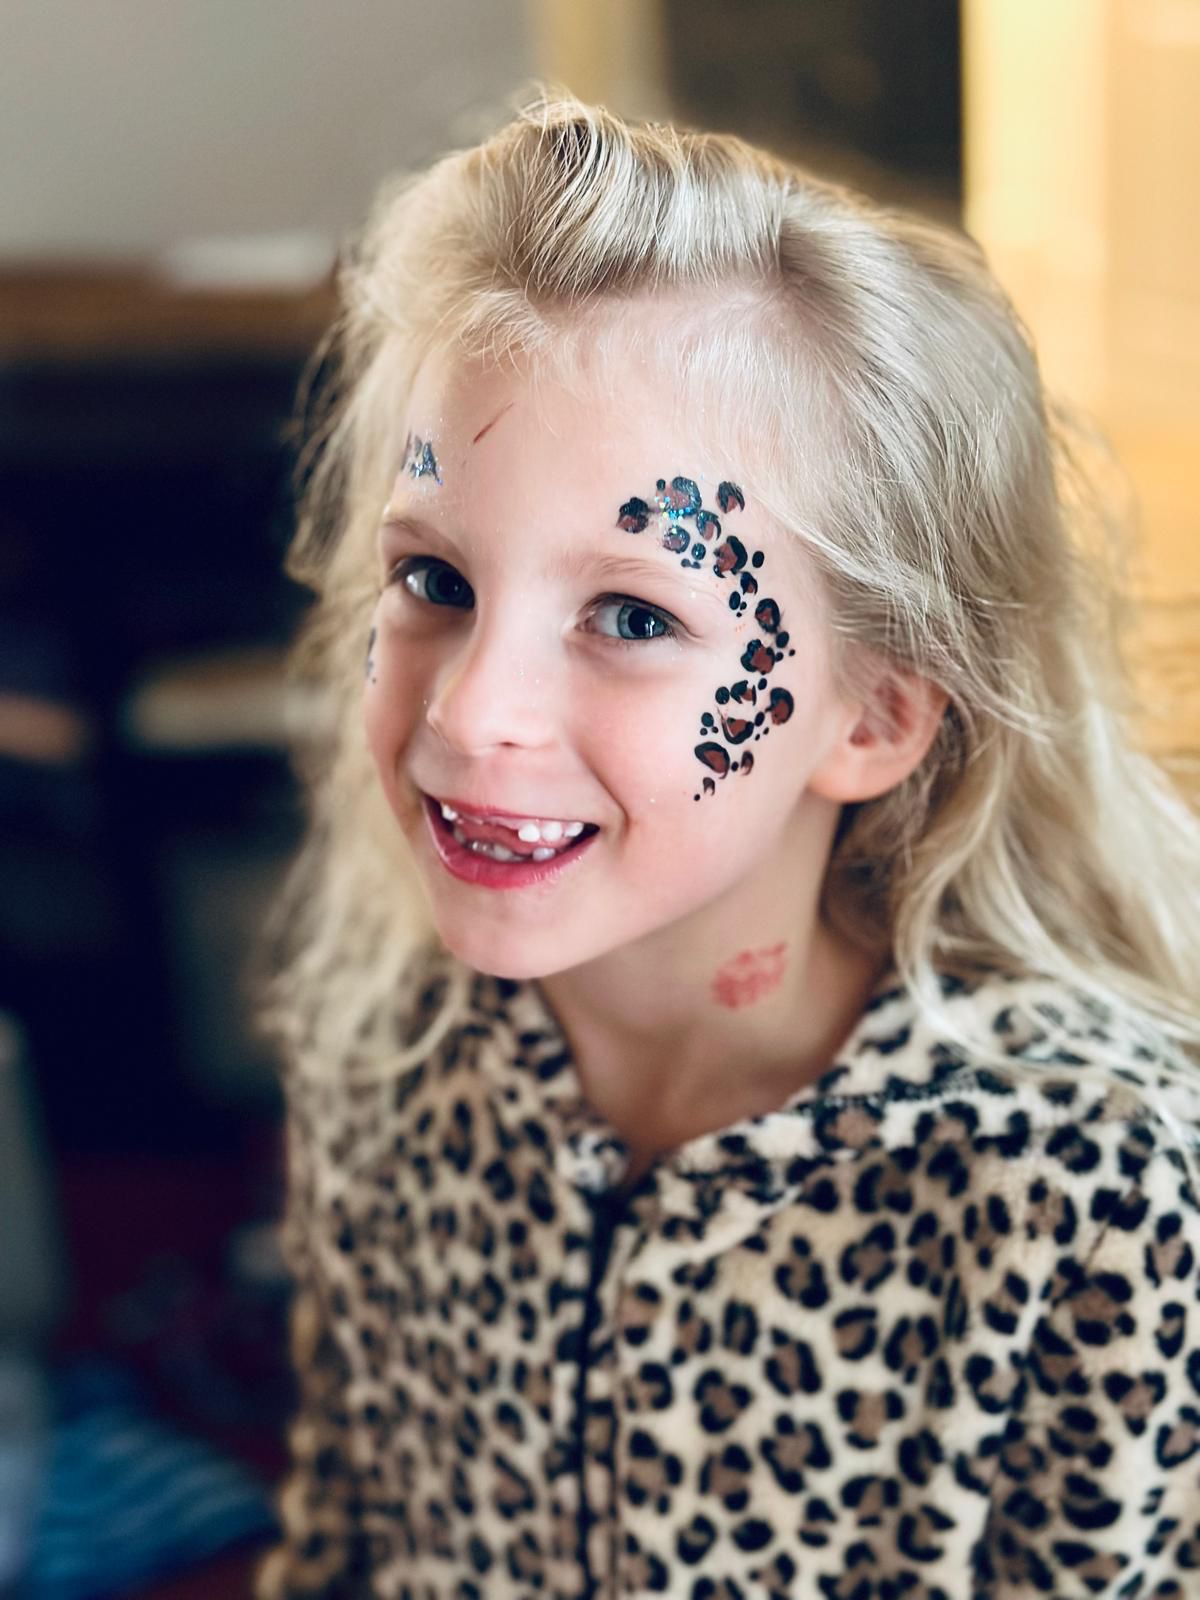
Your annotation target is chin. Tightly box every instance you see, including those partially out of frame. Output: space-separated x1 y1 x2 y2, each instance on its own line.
431 918 586 983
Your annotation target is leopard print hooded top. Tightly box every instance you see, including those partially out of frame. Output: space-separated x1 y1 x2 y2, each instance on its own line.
257 957 1200 1599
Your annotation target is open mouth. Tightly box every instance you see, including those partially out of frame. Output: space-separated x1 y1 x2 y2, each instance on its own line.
422 793 601 868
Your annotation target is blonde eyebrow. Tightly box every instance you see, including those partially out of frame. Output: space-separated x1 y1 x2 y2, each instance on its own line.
381 511 731 610
544 543 723 601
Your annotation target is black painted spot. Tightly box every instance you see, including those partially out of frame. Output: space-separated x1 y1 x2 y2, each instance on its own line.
664 476 701 514
695 743 731 777
769 688 795 726
617 497 651 533
717 481 745 514
751 550 764 568
714 537 748 576
741 640 775 674
755 598 781 634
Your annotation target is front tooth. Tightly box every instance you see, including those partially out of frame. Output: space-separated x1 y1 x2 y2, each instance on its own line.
440 802 459 821
517 822 543 843
531 847 556 862
564 821 584 838
540 821 564 843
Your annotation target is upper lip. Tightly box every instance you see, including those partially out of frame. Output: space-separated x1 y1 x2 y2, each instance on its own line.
425 791 596 825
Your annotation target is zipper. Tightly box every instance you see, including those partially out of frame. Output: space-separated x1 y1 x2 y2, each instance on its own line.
572 1186 626 1596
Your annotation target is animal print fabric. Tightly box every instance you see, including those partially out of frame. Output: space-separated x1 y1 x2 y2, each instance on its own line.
256 959 1200 1598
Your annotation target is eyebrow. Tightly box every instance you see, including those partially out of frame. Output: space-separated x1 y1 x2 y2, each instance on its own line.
380 512 730 611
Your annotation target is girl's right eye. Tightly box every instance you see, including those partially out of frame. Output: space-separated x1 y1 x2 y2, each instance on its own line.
390 556 475 609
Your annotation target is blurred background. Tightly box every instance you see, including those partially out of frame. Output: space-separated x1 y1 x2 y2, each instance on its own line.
0 1 1195 1594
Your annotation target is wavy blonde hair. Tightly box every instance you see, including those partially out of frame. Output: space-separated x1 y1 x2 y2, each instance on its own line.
262 93 1200 1097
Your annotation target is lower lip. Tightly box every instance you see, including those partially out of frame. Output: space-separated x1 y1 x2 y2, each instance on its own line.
421 794 600 891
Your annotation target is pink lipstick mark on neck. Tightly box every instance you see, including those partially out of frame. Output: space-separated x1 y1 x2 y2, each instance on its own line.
710 942 788 1010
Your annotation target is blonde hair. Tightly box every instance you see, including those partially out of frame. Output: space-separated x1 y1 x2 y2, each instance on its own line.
262 93 1200 1097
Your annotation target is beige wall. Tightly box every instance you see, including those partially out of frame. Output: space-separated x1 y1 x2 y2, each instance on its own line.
0 0 532 259
964 0 1200 773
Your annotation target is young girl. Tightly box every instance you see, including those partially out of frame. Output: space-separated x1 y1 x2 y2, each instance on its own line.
256 97 1200 1599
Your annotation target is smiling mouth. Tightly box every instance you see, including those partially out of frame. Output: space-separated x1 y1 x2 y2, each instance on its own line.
424 794 601 863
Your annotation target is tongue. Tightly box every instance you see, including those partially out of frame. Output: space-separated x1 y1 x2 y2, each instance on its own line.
453 814 547 858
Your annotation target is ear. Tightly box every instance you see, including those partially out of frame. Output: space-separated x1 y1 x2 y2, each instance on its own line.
809 664 950 805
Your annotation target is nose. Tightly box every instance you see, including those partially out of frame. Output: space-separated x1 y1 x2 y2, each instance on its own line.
425 614 558 756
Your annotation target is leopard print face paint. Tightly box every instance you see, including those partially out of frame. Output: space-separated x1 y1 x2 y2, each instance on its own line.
613 475 797 800
402 432 442 484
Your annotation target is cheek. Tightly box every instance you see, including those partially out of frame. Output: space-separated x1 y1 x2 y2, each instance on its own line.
362 604 424 787
577 672 702 799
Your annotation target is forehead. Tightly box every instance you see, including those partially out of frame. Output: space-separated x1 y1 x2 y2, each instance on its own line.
390 320 825 610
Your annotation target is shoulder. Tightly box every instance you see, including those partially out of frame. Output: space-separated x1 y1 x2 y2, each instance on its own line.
280 940 474 1173
814 966 1200 1245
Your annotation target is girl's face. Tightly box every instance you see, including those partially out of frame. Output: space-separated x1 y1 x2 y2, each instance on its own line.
364 346 859 979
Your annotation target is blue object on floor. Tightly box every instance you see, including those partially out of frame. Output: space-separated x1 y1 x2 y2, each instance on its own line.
25 1358 276 1600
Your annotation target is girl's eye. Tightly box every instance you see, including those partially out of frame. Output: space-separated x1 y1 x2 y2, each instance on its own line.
588 596 679 645
391 556 474 609
388 560 676 646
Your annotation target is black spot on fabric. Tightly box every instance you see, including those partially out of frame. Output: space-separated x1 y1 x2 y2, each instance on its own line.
840 1474 900 1517
693 1369 751 1433
897 1502 955 1561
1061 1471 1122 1530
765 1332 822 1396
964 1353 1009 1415
676 1514 718 1565
635 1361 674 1409
526 1169 557 1224
535 1049 572 1081
1001 1487 1051 1532
722 1301 760 1356
732 1518 772 1552
898 1427 944 1485
1046 1124 1102 1173
834 1308 878 1362
482 1158 516 1203
987 1195 1013 1234
1157 1410 1200 1468
924 1356 956 1410
926 1143 971 1197
1041 1081 1079 1106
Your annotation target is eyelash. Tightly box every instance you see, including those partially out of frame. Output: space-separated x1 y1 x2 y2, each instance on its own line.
387 555 681 646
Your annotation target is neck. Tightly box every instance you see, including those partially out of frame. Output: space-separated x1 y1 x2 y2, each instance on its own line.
536 802 889 1152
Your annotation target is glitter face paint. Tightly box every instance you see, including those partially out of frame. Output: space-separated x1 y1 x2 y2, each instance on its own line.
613 475 798 799
710 942 788 1009
402 432 442 484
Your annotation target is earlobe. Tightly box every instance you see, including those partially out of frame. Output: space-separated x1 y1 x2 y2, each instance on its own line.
810 669 950 805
